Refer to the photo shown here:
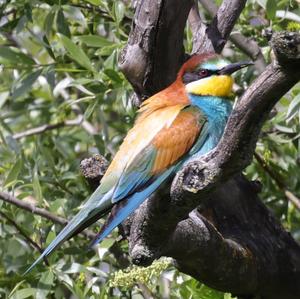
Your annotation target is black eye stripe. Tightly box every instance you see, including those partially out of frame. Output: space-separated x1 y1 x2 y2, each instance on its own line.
182 68 218 84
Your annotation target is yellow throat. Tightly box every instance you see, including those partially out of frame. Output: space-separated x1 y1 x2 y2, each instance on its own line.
185 75 234 97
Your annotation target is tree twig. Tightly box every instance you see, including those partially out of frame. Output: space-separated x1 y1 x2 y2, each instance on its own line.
254 152 300 210
12 115 83 140
0 211 49 266
12 109 99 140
0 191 95 239
193 0 247 53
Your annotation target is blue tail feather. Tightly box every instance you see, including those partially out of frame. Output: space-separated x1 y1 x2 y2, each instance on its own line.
24 186 113 274
90 166 175 247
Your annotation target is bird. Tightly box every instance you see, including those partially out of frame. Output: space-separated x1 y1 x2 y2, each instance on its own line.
25 53 252 273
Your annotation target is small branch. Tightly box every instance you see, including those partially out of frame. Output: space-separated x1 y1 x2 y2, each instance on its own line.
230 33 266 73
12 107 99 140
137 283 155 299
1 9 16 17
80 154 109 190
285 191 300 210
0 211 49 265
194 0 247 53
72 3 131 22
0 191 95 239
197 0 266 72
254 152 300 210
12 115 84 140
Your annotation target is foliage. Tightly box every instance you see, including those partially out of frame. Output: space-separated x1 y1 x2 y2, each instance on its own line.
0 0 299 298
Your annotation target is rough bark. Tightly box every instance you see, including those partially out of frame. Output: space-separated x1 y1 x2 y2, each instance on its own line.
110 0 300 298
119 0 194 102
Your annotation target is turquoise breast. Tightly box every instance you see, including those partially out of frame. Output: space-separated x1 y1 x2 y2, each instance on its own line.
188 95 232 157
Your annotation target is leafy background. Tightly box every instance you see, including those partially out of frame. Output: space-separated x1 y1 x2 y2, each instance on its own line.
0 0 299 298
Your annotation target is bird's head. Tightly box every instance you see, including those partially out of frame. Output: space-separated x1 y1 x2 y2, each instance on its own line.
179 54 253 97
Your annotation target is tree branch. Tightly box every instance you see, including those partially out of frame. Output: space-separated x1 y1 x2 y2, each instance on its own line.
197 0 266 73
194 0 247 53
254 152 300 210
0 191 95 239
12 115 83 140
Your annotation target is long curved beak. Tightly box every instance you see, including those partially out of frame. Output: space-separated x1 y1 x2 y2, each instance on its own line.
219 61 253 75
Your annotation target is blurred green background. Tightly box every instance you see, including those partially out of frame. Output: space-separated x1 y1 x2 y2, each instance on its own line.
0 0 299 298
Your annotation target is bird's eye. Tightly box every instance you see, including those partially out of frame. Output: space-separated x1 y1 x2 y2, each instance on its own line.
199 69 209 77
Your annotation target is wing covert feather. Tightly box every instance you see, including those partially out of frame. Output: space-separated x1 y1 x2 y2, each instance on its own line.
151 107 205 174
100 104 187 191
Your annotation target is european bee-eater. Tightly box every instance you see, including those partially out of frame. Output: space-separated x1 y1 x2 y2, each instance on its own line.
26 53 252 272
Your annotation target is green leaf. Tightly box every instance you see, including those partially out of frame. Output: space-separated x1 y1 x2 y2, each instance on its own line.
256 0 266 9
9 288 35 299
44 7 56 36
63 263 86 274
95 44 119 56
287 94 300 121
45 230 56 246
7 280 26 298
42 35 56 59
58 34 94 71
33 164 43 204
276 10 300 23
36 271 54 299
103 50 117 68
113 1 125 23
0 91 9 109
100 238 114 249
266 0 277 19
83 0 101 5
56 8 71 37
4 158 23 187
0 47 35 66
76 35 114 47
104 69 122 83
24 3 33 22
84 99 98 119
11 69 42 99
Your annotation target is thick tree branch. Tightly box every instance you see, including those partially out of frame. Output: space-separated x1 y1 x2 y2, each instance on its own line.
127 32 300 263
